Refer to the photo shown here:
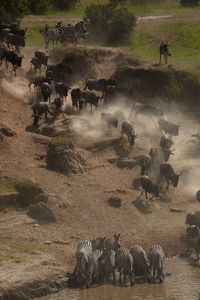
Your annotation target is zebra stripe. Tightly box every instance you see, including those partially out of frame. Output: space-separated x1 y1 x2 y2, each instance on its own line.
84 249 102 287
76 240 92 276
40 26 61 49
98 248 116 284
115 247 134 286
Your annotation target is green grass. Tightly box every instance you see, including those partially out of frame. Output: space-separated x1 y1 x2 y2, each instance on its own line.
51 136 74 147
0 178 15 193
14 242 44 253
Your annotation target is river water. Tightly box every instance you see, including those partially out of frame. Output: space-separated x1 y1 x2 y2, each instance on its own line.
38 257 200 300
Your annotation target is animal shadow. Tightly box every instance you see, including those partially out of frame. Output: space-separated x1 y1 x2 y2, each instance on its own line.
132 197 152 214
113 141 131 158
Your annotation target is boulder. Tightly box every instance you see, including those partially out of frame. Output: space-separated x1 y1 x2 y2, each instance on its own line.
27 202 56 223
108 197 122 208
46 137 86 175
117 158 136 169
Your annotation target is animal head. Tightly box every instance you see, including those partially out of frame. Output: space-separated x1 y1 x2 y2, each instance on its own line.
171 172 182 187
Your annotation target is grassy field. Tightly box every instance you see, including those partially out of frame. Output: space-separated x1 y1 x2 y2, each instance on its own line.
22 0 200 70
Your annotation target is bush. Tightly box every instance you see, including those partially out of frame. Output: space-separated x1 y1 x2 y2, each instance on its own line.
180 0 199 6
0 0 28 23
131 0 161 4
52 0 79 10
84 3 136 45
27 202 56 223
27 0 51 14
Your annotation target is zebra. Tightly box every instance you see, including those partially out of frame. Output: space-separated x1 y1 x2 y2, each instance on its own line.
84 249 103 288
75 240 92 286
40 25 61 49
130 245 150 282
55 23 77 44
149 244 165 283
98 248 116 284
115 247 134 286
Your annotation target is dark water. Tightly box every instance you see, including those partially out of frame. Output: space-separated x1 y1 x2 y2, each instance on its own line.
38 258 200 300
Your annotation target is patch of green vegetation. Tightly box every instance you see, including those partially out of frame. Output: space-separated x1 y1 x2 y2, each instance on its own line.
14 242 44 253
28 202 56 223
51 136 74 147
0 178 15 193
130 29 157 58
26 26 43 47
15 179 41 194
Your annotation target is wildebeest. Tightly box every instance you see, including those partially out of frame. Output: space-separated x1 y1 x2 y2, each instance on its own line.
188 237 200 261
29 75 51 90
71 88 83 111
159 42 171 64
185 212 200 228
46 62 72 82
40 82 52 102
149 244 165 283
140 154 152 176
81 91 102 112
160 135 175 161
186 225 200 240
121 120 138 150
196 190 200 202
135 102 163 118
104 86 133 104
84 78 117 97
115 247 134 286
51 97 64 115
35 50 50 68
30 57 42 72
6 33 25 53
130 245 150 282
55 82 71 100
160 162 182 189
140 175 159 206
31 102 55 127
0 49 23 76
158 118 179 136
101 112 118 136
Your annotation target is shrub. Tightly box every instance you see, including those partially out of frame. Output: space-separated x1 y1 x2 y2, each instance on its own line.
27 0 51 14
0 0 28 23
180 0 199 6
52 0 80 10
84 3 136 45
131 0 161 4
27 202 56 223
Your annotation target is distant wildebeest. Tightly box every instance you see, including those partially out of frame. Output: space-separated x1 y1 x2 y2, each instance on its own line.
84 78 117 97
160 162 182 189
135 102 163 118
101 112 118 136
40 82 52 102
71 88 83 111
158 118 179 136
81 91 102 112
46 62 72 82
140 175 159 206
104 86 133 104
186 225 200 241
55 82 71 100
0 49 23 77
35 50 50 68
160 135 175 162
121 120 138 150
196 190 200 202
149 244 165 283
159 42 171 64
130 245 150 282
188 237 200 261
31 102 55 127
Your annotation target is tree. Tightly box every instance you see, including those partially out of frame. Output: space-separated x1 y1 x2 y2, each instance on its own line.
84 3 136 45
0 0 28 23
27 0 51 14
51 0 80 10
180 0 199 6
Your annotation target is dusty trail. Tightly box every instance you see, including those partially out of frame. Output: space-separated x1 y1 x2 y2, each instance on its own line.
0 44 199 297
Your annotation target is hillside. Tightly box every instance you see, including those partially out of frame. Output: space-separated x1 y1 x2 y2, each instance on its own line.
0 45 199 298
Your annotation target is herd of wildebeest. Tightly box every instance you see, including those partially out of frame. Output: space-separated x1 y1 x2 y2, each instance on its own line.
0 21 200 289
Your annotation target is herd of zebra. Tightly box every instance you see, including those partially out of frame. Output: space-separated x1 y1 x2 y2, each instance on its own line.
40 21 86 49
67 236 165 288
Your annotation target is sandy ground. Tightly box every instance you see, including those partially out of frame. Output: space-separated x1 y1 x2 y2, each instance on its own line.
0 45 199 296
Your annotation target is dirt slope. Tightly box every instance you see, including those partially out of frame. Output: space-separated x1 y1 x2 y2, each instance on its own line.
0 45 199 296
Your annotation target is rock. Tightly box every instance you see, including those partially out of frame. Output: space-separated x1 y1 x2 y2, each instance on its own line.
117 159 137 169
46 137 86 175
27 202 56 223
108 197 122 208
0 124 15 139
70 234 80 240
170 208 185 213
44 241 52 245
